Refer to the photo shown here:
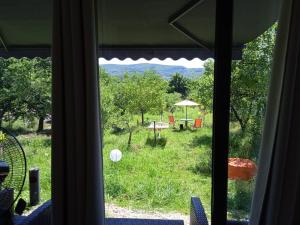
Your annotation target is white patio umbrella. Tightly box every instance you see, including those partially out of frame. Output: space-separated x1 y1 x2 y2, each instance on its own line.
174 100 199 126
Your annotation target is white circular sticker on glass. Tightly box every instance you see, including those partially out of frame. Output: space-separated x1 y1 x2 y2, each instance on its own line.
110 149 122 162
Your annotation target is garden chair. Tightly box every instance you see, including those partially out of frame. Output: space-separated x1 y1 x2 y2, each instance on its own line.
192 118 202 129
168 115 175 127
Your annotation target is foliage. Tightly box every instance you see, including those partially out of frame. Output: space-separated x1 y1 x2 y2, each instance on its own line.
114 71 167 125
190 59 214 111
163 92 182 114
0 58 51 130
230 24 276 134
228 180 255 219
168 73 191 98
99 68 122 130
0 58 29 126
192 25 277 160
100 70 168 146
25 58 52 131
195 25 276 130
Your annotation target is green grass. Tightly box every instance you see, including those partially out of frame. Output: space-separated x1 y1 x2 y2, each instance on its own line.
4 109 253 219
103 125 212 215
102 108 213 214
18 134 52 206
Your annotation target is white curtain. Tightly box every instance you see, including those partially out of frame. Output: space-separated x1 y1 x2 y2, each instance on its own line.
51 0 105 225
250 0 300 224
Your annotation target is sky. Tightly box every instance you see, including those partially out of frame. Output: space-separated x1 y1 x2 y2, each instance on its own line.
98 58 205 68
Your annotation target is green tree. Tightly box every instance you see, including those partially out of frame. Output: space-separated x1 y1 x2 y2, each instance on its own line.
230 24 276 134
0 58 31 127
0 58 14 127
168 73 191 98
111 71 167 146
190 59 214 111
115 71 167 125
26 58 52 132
163 92 182 114
99 68 122 130
195 25 276 136
0 58 52 131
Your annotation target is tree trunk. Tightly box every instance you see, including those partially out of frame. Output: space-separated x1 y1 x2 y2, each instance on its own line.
141 112 144 126
231 106 247 133
128 130 132 147
37 117 44 132
0 111 4 128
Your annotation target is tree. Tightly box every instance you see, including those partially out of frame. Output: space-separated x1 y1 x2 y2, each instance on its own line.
162 92 182 114
168 73 191 98
99 68 122 130
0 58 31 127
115 71 167 125
0 58 52 131
230 24 276 134
26 58 52 132
108 71 167 146
190 59 214 111
195 25 276 135
0 58 14 127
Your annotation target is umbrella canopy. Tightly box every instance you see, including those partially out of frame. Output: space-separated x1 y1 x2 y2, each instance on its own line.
175 100 199 127
174 100 199 106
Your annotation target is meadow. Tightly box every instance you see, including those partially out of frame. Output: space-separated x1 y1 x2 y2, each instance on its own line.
9 107 252 220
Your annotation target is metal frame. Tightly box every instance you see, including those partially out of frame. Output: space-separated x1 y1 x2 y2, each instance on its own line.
0 46 243 60
0 33 8 52
168 0 211 50
211 0 233 224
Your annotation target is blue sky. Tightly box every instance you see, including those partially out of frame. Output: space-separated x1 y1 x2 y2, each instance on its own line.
99 58 205 68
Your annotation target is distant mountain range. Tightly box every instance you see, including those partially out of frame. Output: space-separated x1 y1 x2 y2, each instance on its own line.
100 63 204 79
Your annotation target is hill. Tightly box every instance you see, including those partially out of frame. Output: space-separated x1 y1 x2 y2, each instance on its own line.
100 63 203 79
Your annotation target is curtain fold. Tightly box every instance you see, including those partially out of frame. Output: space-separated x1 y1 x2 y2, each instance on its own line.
250 0 300 224
51 0 105 225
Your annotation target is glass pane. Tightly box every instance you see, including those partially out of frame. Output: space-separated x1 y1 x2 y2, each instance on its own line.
227 24 278 220
0 57 52 209
99 59 212 222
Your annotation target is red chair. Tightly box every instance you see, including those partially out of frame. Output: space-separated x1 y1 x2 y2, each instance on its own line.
168 115 175 126
192 118 202 129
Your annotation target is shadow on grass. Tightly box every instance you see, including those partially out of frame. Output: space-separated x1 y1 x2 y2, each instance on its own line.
171 127 193 132
37 129 52 136
2 126 53 137
187 164 211 177
42 138 52 148
3 127 34 136
110 126 126 135
145 137 167 148
189 135 212 148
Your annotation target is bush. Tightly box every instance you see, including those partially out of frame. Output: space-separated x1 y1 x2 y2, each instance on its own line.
228 180 254 218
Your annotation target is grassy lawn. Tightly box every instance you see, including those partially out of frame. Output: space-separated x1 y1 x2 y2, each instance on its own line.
18 133 52 207
11 108 213 216
103 124 212 215
7 108 252 219
102 108 212 215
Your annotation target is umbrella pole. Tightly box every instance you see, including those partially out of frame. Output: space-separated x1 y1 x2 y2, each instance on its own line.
185 106 188 127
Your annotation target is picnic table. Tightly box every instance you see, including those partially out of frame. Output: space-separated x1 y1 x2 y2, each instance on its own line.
179 118 194 128
147 121 169 144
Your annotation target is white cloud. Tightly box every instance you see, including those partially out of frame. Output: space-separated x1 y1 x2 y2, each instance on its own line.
98 57 205 68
